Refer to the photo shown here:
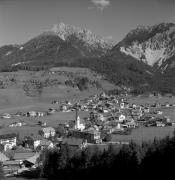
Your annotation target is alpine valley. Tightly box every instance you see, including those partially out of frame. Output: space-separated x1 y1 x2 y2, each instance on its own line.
1 22 175 94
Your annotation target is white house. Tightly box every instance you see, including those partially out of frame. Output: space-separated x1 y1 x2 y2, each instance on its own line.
0 134 17 151
1 113 11 119
40 139 54 150
37 112 45 117
120 103 125 109
34 140 41 149
98 114 105 121
42 127 56 138
9 122 25 127
118 114 126 122
157 111 163 115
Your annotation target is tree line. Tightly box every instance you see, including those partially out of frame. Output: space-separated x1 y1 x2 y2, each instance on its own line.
35 131 175 180
1 132 175 179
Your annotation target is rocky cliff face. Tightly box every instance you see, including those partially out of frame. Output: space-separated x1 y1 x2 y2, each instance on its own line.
117 23 175 72
51 22 114 56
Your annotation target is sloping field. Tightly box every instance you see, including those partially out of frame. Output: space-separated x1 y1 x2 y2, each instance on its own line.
0 68 117 112
112 126 175 144
127 96 175 106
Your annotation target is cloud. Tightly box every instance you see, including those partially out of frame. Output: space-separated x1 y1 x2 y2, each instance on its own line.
89 0 111 11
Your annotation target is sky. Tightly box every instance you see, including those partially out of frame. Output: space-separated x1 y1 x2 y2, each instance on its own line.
0 0 175 46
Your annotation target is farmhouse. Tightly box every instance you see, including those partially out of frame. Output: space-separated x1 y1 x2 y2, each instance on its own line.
34 139 42 149
26 111 37 117
0 133 17 151
118 114 126 122
124 120 138 128
22 153 40 168
9 121 26 127
72 129 102 144
42 127 56 138
40 139 54 149
1 113 11 119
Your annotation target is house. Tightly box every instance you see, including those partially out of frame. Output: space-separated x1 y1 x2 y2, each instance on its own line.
27 111 37 117
61 137 87 149
165 102 170 107
103 109 109 113
60 105 68 112
1 113 11 119
9 121 26 127
37 112 45 117
40 139 54 150
118 114 126 122
115 123 122 130
114 114 126 122
143 107 150 113
22 153 40 168
157 111 163 115
2 151 38 175
9 122 22 127
156 121 165 127
0 134 17 151
132 104 137 108
102 126 114 134
98 114 106 121
103 123 122 134
34 139 41 149
24 135 42 149
120 103 125 109
72 130 102 144
124 120 138 128
42 127 56 138
131 109 143 119
47 108 56 114
33 138 53 150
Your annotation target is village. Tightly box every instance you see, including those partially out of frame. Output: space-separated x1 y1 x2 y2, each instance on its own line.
1 92 175 177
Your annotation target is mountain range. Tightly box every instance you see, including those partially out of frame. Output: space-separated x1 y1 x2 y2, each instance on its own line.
1 22 175 94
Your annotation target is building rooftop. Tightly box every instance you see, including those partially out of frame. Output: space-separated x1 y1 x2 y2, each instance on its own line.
42 127 55 133
13 152 35 161
62 137 85 146
0 133 17 140
0 152 9 162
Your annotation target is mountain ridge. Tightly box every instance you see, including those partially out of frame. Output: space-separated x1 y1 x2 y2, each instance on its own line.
1 22 175 94
115 23 175 72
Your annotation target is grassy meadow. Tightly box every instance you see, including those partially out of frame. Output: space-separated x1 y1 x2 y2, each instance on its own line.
1 69 175 143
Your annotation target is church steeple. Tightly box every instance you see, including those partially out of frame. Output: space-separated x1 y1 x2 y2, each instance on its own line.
74 103 85 131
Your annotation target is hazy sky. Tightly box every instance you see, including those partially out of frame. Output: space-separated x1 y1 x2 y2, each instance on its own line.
0 0 175 46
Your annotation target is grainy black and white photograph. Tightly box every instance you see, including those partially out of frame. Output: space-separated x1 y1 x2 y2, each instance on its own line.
0 0 175 179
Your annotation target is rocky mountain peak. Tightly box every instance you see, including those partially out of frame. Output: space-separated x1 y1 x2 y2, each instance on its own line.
117 23 175 71
51 22 114 49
